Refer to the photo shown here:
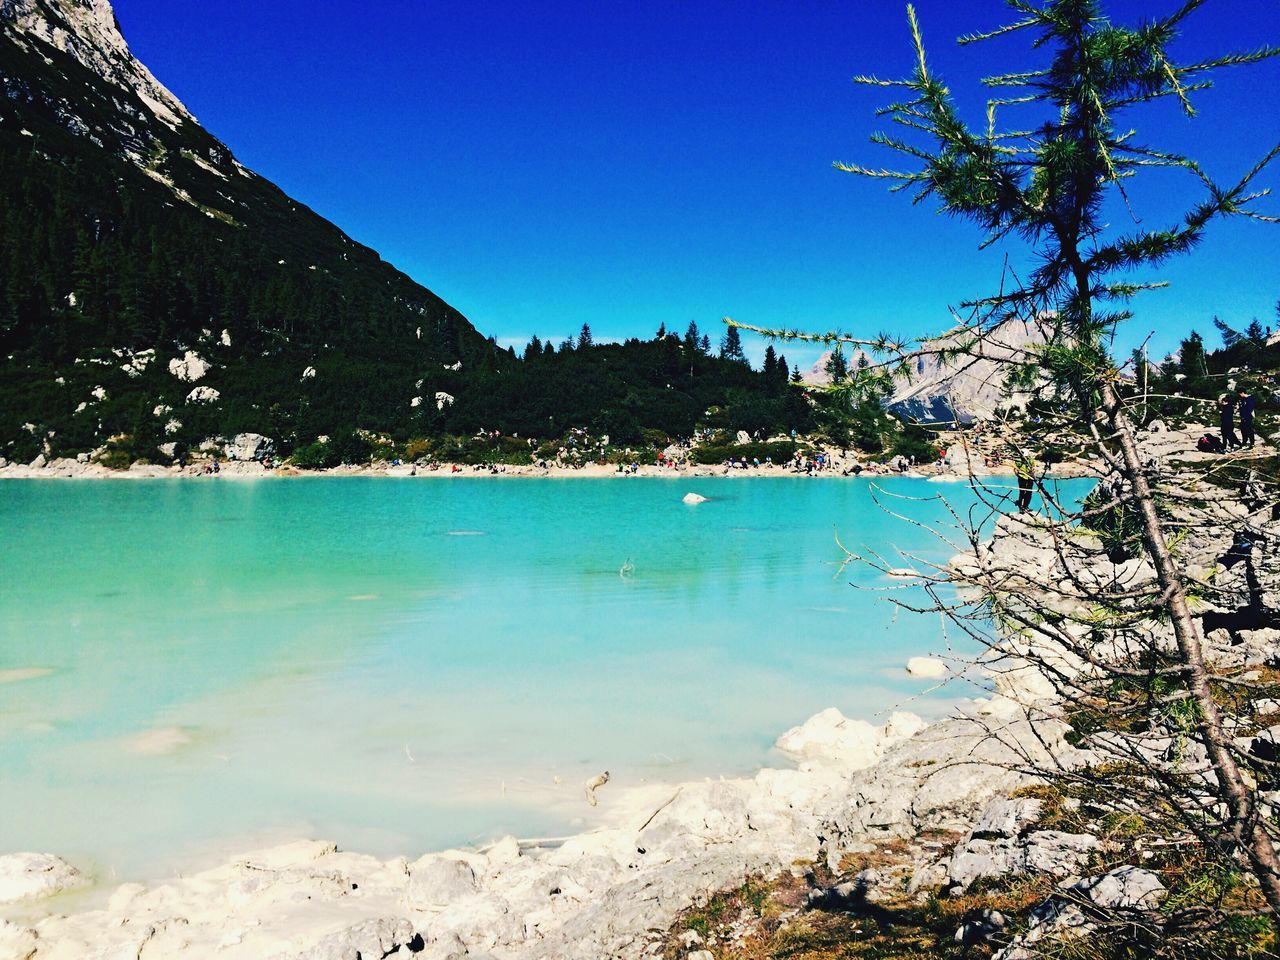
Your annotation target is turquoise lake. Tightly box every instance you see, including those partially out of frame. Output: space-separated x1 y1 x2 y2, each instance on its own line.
0 476 1088 882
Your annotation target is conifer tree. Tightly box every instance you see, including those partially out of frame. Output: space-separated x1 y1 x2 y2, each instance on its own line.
838 0 1280 913
719 324 746 362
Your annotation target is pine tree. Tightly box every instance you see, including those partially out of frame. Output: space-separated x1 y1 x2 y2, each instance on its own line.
700 334 711 354
1180 330 1207 378
719 325 745 363
578 323 594 349
762 344 778 382
683 320 702 352
526 334 543 359
824 348 849 381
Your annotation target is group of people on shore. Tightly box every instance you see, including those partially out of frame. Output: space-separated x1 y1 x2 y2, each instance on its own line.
1219 389 1257 451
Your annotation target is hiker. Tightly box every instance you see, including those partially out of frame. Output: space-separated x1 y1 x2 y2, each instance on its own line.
1238 388 1256 448
1014 454 1037 512
1220 394 1239 451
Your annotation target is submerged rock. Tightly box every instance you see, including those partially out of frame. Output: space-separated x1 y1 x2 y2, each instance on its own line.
682 492 708 504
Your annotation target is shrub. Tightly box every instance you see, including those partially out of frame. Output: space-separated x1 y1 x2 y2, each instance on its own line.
690 440 796 464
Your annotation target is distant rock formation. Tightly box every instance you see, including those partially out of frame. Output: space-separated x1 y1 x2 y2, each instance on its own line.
806 318 1049 425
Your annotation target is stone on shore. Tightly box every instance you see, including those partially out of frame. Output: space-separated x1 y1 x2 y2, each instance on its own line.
225 433 274 462
774 707 924 769
0 853 83 905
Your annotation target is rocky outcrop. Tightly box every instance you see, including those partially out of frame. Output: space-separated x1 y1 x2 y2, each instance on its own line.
0 853 83 905
225 433 273 462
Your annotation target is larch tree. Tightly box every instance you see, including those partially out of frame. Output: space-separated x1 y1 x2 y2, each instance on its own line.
835 0 1280 917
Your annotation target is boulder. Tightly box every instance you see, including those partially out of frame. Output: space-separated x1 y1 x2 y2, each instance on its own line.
1076 865 1166 910
404 856 478 911
0 920 38 958
28 453 46 469
226 433 274 462
972 797 1042 838
186 386 220 404
906 656 948 679
293 917 420 960
682 492 708 504
0 853 83 905
168 350 210 382
775 708 925 770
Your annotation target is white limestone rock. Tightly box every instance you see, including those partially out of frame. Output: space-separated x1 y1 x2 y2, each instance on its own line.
404 856 478 911
226 433 273 462
169 350 210 382
774 707 924 770
682 492 708 504
0 853 83 905
186 385 220 404
906 656 948 679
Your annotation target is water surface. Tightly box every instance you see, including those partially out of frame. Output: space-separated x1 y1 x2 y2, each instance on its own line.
0 476 1086 881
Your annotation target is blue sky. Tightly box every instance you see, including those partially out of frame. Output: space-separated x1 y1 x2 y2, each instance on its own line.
114 0 1279 370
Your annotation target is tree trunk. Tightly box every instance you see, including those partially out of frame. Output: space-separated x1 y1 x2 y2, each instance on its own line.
1097 382 1280 914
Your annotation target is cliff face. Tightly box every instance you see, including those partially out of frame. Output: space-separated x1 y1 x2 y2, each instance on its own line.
0 0 492 460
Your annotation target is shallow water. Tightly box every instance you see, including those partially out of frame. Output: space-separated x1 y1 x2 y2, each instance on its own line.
0 475 1089 881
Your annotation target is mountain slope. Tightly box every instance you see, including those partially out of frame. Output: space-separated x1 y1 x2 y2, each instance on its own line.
0 0 494 462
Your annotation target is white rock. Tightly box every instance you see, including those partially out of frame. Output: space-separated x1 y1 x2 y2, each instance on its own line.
682 492 708 504
435 391 454 411
168 350 209 382
90 385 107 400
1076 866 1166 910
404 856 477 910
907 656 948 679
0 853 83 905
164 418 182 435
153 403 172 417
29 453 46 469
226 433 273 462
186 386 220 404
301 366 317 380
220 329 232 347
775 707 922 770
410 396 423 408
0 919 38 958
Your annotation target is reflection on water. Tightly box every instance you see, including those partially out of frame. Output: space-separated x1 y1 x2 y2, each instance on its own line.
0 476 1089 881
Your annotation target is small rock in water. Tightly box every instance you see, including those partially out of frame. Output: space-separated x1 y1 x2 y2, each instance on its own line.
0 667 53 684
906 656 948 679
127 726 195 755
682 492 708 505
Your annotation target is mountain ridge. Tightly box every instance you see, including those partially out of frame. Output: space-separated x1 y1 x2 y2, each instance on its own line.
1 0 497 462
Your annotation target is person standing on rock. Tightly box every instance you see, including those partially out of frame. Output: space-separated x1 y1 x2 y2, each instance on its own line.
1238 388 1256 448
1219 394 1239 451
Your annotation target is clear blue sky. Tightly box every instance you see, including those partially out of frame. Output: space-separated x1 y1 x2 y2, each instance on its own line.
113 0 1279 370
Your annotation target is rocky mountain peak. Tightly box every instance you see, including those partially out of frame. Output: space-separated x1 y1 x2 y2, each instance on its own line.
2 0 191 126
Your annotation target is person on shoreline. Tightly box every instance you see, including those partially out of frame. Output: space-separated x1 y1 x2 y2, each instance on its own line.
1014 453 1037 512
1219 394 1239 451
1238 388 1256 448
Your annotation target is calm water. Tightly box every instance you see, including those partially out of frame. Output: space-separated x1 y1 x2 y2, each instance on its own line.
0 476 1087 882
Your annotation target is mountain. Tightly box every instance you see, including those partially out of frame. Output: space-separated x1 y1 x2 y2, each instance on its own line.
0 0 494 463
805 318 1046 425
